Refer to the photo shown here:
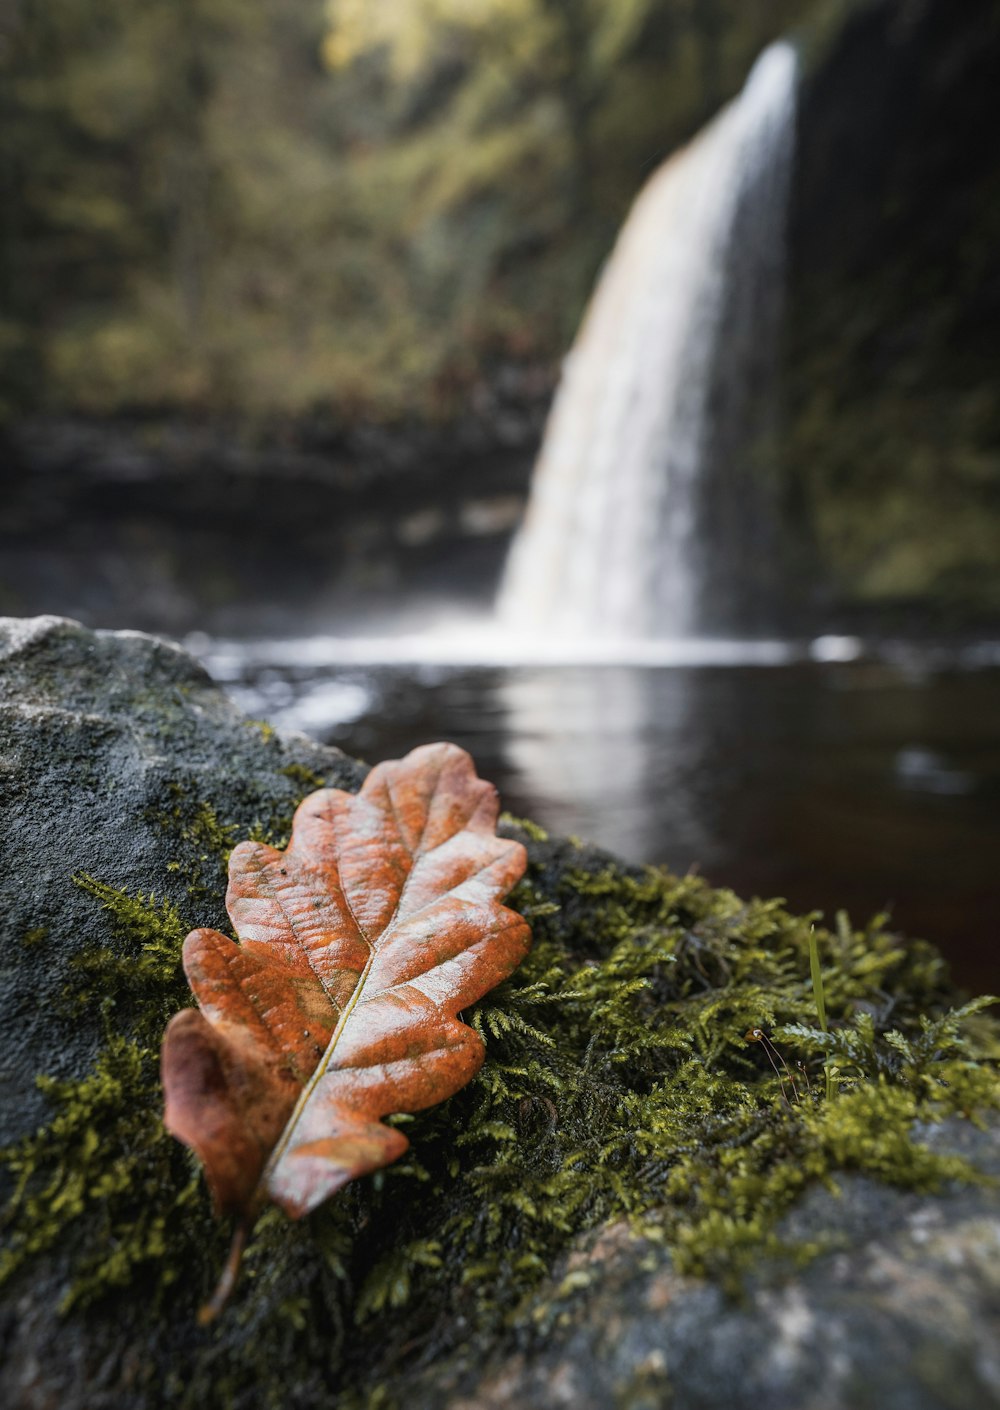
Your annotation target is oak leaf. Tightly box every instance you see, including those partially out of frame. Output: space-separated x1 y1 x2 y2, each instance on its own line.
161 743 530 1314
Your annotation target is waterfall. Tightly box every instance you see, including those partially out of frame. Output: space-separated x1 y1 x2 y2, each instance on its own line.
497 41 799 641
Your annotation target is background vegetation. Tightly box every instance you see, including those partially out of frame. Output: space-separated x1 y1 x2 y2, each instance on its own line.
1 0 810 421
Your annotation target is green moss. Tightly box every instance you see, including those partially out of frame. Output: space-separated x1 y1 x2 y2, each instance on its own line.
0 1027 216 1314
2 820 998 1407
144 781 239 912
280 762 329 793
68 877 193 1041
500 811 550 843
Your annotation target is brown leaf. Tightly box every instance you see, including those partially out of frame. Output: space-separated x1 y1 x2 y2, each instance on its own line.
161 743 530 1303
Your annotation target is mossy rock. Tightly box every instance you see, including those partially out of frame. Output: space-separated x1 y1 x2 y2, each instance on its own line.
0 618 997 1409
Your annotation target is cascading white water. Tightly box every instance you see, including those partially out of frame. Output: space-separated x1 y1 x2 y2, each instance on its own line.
497 41 799 641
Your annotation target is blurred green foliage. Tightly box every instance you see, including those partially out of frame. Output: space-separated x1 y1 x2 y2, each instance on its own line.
784 1 1000 619
0 0 810 420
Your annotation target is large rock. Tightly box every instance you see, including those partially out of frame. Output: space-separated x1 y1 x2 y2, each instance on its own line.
0 618 997 1410
426 1117 1000 1410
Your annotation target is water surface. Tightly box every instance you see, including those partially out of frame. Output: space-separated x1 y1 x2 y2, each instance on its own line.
200 644 1000 991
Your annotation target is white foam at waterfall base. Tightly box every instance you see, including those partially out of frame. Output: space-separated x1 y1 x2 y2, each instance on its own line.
496 41 799 641
193 620 801 677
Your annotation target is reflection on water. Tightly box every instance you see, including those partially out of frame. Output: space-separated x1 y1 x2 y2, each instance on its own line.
499 667 716 868
199 641 1000 990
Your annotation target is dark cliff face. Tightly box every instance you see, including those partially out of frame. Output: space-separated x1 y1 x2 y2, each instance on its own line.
0 378 548 635
784 0 1000 626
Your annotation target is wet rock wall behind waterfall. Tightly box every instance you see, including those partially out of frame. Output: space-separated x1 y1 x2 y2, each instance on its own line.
784 0 1000 626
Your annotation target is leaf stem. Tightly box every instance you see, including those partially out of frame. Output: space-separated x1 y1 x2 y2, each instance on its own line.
199 1219 249 1325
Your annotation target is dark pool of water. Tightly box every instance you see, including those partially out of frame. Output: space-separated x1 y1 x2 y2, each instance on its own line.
213 655 1000 991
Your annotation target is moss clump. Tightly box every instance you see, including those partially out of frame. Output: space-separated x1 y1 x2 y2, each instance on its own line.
500 811 550 843
145 783 240 912
0 1027 216 1313
280 762 330 794
2 818 998 1409
67 880 191 1036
